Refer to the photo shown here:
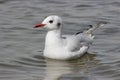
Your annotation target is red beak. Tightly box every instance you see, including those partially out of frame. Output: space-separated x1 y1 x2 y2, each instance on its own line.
34 23 46 28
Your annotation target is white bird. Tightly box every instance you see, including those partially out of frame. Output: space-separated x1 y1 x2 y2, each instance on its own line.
34 15 105 60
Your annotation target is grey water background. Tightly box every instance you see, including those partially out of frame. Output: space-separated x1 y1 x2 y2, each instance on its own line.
0 0 120 80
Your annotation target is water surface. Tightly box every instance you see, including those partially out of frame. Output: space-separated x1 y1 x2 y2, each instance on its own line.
0 0 120 80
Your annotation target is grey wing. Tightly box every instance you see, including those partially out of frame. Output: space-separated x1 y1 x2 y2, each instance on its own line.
62 22 106 52
62 33 94 52
76 33 94 46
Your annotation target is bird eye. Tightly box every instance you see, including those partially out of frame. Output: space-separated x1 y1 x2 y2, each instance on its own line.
57 23 61 27
49 20 53 23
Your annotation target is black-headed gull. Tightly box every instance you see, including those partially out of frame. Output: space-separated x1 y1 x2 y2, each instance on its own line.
34 15 105 60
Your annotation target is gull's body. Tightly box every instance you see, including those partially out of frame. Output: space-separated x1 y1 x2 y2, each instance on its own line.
34 15 105 60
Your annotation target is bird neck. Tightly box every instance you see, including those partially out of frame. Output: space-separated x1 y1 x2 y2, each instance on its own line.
47 29 62 38
45 29 62 47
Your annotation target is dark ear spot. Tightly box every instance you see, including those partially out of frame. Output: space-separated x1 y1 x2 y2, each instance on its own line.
57 23 61 27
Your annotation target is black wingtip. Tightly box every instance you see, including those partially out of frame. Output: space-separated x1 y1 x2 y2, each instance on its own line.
75 31 83 35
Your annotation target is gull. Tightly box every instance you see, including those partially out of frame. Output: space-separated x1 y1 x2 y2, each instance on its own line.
34 15 105 60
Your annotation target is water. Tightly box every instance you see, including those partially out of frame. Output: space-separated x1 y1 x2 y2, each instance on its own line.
0 0 120 80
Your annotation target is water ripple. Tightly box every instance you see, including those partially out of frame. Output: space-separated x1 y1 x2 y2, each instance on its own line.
0 0 120 80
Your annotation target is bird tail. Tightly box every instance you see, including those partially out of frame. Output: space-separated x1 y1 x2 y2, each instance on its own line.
85 22 106 35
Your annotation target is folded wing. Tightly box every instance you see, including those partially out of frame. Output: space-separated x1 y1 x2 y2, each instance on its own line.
63 22 106 52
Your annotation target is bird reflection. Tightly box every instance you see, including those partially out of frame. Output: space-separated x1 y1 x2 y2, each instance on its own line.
43 53 98 80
